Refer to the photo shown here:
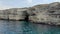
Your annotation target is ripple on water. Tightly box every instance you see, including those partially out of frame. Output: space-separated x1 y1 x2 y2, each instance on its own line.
0 20 60 34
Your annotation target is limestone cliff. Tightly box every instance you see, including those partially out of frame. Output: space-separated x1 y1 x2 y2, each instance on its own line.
0 8 28 20
0 2 60 25
29 2 60 25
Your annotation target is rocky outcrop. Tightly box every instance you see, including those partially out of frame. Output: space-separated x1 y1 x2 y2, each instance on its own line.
0 8 28 20
0 2 60 25
28 2 60 25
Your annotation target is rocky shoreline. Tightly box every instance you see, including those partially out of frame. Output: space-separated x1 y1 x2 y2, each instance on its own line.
0 2 60 25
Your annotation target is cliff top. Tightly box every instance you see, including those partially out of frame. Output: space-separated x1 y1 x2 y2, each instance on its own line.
0 2 60 10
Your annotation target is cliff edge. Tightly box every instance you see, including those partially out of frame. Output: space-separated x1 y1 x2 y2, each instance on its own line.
29 2 60 25
0 2 60 25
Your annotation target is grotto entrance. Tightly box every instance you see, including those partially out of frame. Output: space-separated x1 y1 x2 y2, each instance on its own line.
23 10 29 22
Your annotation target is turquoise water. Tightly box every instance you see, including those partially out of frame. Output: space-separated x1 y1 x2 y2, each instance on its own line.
0 20 60 34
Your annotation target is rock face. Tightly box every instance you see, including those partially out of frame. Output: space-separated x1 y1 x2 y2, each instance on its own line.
28 2 60 25
0 2 60 25
0 8 28 20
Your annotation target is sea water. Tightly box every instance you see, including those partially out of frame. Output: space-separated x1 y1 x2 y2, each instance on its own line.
0 20 60 34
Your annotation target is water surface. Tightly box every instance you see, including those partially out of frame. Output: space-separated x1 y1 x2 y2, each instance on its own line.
0 20 60 34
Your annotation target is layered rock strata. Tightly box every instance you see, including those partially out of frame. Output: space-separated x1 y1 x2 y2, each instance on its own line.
0 2 60 25
28 2 60 25
0 8 28 20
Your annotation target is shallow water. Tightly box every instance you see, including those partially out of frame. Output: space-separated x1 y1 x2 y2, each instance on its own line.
0 20 60 34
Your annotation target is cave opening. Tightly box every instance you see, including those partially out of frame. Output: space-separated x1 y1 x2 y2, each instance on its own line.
25 13 29 22
23 10 29 22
